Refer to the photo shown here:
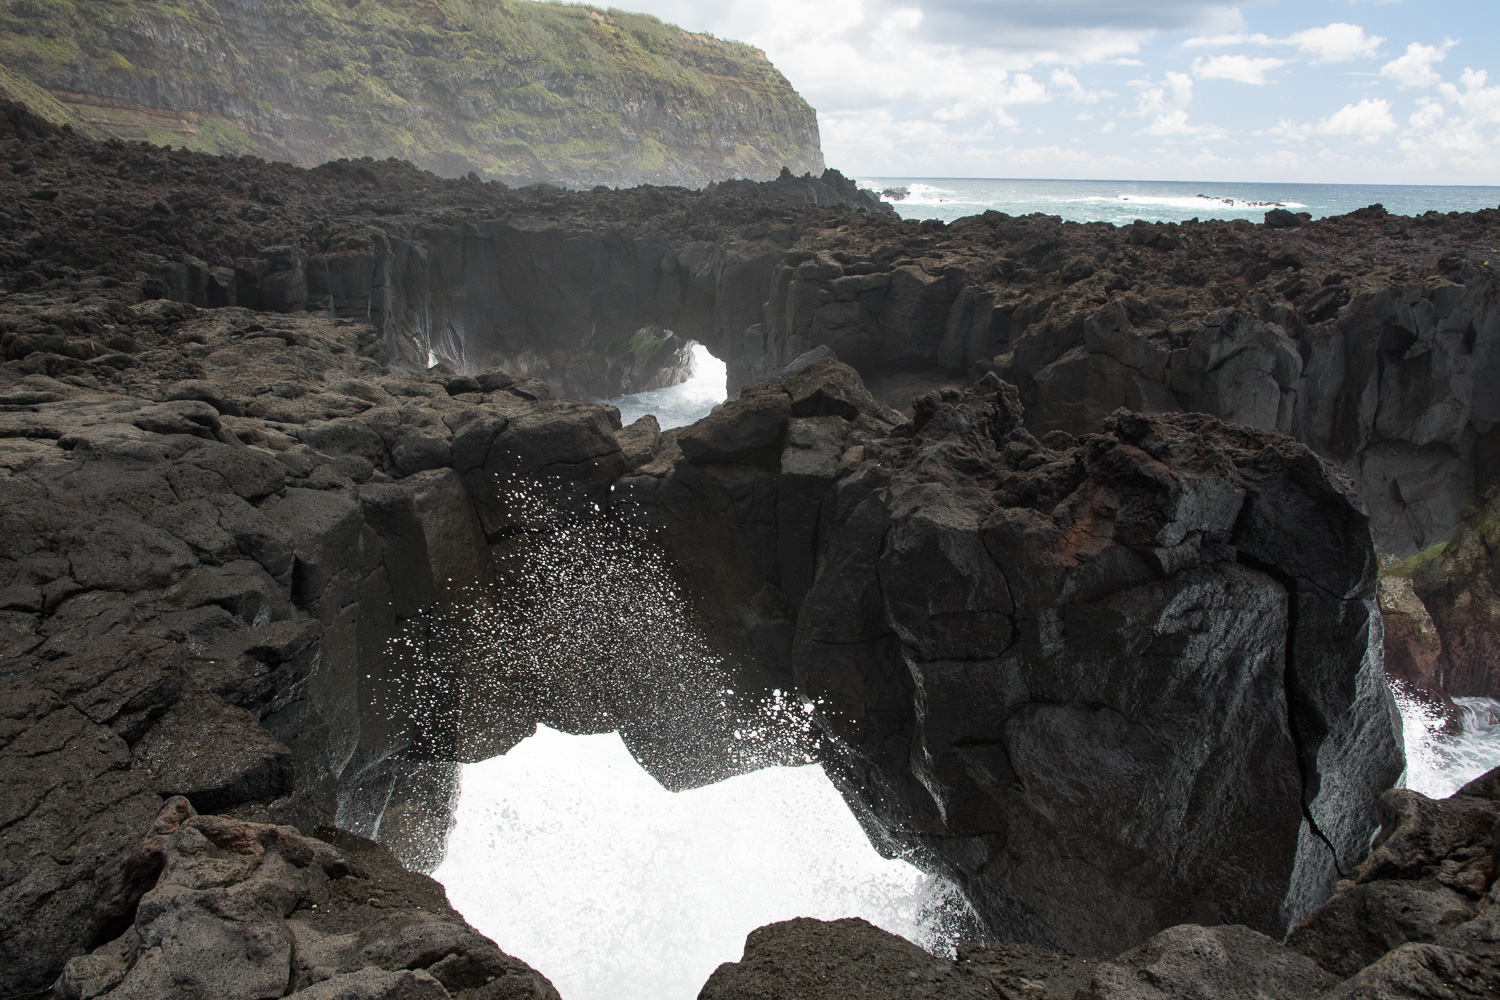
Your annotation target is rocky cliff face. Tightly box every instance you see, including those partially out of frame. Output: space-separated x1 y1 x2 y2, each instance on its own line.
619 363 1403 955
0 0 824 187
1408 492 1500 699
717 213 1500 559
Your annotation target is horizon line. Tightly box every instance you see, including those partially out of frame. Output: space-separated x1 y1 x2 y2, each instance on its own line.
848 175 1500 190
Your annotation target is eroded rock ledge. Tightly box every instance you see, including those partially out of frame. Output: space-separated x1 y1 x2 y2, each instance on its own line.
2 100 1497 553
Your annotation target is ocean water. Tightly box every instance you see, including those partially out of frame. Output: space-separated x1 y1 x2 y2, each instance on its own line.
860 177 1500 226
602 344 727 430
434 726 968 1000
431 338 1500 1000
1395 688 1500 799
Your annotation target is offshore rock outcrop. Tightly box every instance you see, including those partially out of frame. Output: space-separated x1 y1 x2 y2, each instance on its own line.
620 364 1403 955
0 0 823 187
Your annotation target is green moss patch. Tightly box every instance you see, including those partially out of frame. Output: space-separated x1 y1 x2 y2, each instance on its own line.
1381 542 1449 579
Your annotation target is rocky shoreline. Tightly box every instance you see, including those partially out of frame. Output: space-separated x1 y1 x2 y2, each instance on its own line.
2 100 1499 997
5 98 1492 556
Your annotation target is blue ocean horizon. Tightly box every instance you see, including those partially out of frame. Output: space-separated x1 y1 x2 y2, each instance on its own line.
857 176 1500 226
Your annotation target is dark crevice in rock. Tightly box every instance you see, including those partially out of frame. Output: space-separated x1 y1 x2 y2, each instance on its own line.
1234 545 1346 879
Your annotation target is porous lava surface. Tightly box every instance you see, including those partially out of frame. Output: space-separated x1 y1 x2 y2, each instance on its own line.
5 98 1497 557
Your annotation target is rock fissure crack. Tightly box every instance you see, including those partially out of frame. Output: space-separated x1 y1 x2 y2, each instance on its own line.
1235 548 1348 880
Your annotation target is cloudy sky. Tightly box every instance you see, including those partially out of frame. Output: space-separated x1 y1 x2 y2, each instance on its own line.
619 0 1500 184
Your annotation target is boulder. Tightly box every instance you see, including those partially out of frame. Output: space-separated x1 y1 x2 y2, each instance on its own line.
697 917 997 1000
1078 924 1336 1000
56 800 560 1000
636 367 1404 956
1316 942 1500 999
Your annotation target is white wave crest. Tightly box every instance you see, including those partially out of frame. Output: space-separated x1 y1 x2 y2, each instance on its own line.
1074 193 1310 212
1394 684 1500 799
873 182 970 206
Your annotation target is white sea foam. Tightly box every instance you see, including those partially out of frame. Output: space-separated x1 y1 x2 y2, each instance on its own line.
604 343 727 430
1074 193 1310 212
1394 684 1500 799
854 176 1488 225
434 725 969 1000
867 181 973 206
891 182 966 203
400 462 969 1000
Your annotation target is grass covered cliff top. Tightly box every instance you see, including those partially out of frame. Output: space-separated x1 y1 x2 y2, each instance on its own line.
0 0 824 185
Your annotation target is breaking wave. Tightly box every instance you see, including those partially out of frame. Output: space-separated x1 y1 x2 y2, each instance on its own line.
1394 684 1500 799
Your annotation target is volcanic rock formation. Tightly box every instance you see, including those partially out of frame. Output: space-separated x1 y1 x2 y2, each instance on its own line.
0 290 1404 992
0 98 1493 997
618 362 1403 954
1409 492 1500 700
3 100 1493 554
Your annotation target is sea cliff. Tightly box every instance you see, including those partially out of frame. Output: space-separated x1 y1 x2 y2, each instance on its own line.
0 0 824 186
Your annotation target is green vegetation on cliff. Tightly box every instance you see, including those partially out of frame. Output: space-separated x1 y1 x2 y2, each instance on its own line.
0 0 824 186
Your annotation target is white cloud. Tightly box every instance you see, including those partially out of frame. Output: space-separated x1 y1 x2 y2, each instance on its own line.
1183 31 1273 48
608 0 1500 182
1436 68 1500 125
1409 100 1446 129
1191 54 1290 85
1262 119 1311 140
1380 40 1456 88
1143 109 1226 138
1287 23 1385 63
1131 71 1194 117
1317 98 1399 140
1050 68 1107 103
1184 22 1383 63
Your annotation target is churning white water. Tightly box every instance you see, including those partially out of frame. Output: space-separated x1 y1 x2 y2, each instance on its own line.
605 343 728 430
400 465 967 1000
428 347 1500 998
434 726 964 1000
1394 686 1500 799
